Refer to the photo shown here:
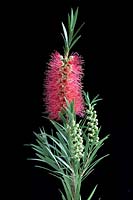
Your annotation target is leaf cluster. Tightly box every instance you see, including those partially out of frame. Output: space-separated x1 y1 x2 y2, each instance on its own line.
28 92 109 200
61 7 85 57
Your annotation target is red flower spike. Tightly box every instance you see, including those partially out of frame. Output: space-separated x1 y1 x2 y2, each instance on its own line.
44 51 85 120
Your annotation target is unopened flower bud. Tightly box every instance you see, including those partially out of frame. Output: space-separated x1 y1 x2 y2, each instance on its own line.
94 125 98 130
90 139 93 143
90 122 94 127
76 123 79 128
89 133 93 137
87 116 92 121
72 119 76 127
96 121 98 126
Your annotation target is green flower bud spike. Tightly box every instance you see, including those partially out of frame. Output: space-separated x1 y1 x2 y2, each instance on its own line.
83 92 102 147
69 123 84 162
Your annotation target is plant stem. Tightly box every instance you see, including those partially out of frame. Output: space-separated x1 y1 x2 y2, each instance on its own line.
71 161 81 200
71 170 76 200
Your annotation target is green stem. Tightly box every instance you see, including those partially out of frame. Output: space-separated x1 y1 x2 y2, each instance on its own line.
64 50 69 61
71 161 81 200
71 170 76 200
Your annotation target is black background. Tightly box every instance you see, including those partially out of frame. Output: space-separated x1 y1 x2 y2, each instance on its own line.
6 0 132 199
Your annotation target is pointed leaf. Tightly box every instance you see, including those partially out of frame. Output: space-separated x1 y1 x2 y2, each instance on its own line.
72 22 85 40
56 156 74 173
72 7 79 30
70 8 74 29
62 22 68 44
87 185 98 200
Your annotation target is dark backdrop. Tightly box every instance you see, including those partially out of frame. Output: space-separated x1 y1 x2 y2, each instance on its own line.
9 0 132 199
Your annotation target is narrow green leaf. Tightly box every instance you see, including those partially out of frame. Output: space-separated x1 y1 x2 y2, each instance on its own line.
87 185 98 200
30 157 59 171
61 33 67 46
63 175 73 197
31 146 47 157
91 95 102 105
82 154 109 181
45 146 60 168
72 7 79 30
59 143 69 158
34 165 61 177
62 22 68 44
60 190 67 200
82 169 94 182
79 114 88 131
89 135 109 162
70 8 74 29
56 156 74 173
89 154 109 170
56 133 70 158
53 171 72 180
43 157 60 170
59 111 67 125
58 173 73 200
55 127 68 144
47 143 62 155
50 120 66 135
60 182 70 200
72 22 85 41
46 134 69 159
83 91 91 105
68 13 70 31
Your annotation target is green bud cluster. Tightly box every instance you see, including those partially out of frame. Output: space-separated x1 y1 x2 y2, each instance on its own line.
67 122 84 162
86 104 99 145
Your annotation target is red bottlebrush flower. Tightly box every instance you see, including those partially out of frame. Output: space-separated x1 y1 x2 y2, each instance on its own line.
44 51 85 120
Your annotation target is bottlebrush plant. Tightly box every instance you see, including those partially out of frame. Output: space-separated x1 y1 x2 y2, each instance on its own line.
28 8 109 200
